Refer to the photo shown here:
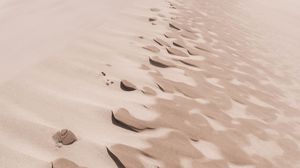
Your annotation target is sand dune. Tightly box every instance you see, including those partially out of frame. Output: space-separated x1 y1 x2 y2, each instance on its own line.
1 0 300 168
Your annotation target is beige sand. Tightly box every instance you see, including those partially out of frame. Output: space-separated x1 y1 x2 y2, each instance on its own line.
0 0 300 168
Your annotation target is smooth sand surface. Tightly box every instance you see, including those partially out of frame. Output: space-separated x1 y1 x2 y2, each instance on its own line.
0 0 300 168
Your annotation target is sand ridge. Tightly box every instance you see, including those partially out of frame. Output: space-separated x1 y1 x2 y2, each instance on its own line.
107 0 300 167
0 0 300 167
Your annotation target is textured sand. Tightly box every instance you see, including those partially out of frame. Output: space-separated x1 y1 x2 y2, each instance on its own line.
0 0 300 168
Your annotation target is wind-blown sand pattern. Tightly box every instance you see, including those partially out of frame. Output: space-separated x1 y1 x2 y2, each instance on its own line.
0 0 300 168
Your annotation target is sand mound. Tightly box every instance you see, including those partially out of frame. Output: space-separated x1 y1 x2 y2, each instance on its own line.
53 129 77 145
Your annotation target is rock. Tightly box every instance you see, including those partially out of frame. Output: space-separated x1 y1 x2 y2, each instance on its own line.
120 80 137 91
53 129 77 145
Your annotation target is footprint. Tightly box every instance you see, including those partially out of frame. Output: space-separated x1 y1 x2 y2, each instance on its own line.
150 8 160 12
173 39 186 48
195 44 211 52
148 17 157 22
120 80 137 91
142 45 160 53
142 86 157 96
111 108 150 132
149 56 174 68
100 72 115 86
153 38 170 47
106 79 114 86
169 22 181 30
140 64 151 70
164 32 179 38
51 158 86 168
166 47 188 57
158 13 165 18
180 30 198 40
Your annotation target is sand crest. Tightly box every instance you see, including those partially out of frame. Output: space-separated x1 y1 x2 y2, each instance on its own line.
1 0 300 167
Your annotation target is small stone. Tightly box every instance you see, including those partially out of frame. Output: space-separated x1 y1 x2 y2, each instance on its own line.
148 17 157 22
53 129 77 145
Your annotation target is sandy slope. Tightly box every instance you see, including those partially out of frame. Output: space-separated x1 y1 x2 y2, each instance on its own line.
0 0 300 168
0 0 170 167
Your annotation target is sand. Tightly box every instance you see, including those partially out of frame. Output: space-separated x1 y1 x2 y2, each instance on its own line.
0 0 300 168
